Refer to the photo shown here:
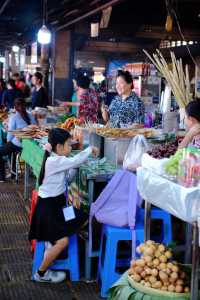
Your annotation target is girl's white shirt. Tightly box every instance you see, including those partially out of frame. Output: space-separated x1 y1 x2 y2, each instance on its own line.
38 147 92 198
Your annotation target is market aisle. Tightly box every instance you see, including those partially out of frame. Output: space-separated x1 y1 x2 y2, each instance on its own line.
0 181 101 300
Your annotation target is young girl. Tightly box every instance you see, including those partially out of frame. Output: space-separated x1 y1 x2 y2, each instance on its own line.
29 128 98 283
179 100 200 149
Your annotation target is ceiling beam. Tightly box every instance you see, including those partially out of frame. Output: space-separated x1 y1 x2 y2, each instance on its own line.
56 0 127 31
0 0 11 16
83 40 141 53
135 25 200 41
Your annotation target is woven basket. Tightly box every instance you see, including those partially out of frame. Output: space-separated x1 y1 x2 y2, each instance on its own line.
127 275 190 299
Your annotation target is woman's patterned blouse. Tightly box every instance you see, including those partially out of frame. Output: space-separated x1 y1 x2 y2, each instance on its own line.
109 92 145 128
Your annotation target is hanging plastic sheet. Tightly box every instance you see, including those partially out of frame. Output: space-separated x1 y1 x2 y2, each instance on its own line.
137 167 200 224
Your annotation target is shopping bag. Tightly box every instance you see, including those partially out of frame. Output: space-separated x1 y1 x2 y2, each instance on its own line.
123 135 149 171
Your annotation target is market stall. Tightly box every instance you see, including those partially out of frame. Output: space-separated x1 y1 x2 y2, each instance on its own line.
137 167 200 300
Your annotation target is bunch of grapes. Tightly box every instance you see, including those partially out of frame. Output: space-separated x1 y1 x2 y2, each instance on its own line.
147 142 178 159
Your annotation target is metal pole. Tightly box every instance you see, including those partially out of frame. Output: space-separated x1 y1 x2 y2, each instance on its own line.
190 222 199 300
184 223 192 263
144 201 151 241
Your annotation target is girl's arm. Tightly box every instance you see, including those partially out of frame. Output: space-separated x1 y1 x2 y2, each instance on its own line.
46 147 98 174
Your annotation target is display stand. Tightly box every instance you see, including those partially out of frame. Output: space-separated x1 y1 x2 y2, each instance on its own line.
137 167 200 300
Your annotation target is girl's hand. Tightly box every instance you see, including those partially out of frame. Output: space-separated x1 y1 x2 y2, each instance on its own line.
91 146 99 157
73 198 81 209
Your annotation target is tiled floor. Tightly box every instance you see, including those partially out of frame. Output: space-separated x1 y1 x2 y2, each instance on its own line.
0 181 102 300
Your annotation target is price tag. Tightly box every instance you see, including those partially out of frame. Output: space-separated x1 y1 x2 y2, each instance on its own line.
62 206 75 222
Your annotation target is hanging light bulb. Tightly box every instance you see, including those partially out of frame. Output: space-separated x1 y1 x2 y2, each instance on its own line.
91 22 99 38
12 45 20 53
37 0 51 44
37 25 51 44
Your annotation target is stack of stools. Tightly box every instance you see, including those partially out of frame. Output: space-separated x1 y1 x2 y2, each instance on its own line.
98 207 172 297
32 234 80 281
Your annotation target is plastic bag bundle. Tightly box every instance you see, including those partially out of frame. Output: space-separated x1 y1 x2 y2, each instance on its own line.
123 135 149 171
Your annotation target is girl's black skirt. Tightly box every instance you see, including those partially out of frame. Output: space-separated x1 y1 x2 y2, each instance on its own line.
29 193 88 242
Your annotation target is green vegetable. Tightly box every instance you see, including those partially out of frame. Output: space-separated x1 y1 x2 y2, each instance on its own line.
57 113 75 123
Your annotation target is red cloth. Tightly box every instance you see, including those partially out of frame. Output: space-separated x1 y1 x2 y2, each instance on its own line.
30 190 38 252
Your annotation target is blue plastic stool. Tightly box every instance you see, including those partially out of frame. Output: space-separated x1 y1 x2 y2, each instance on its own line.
32 234 80 281
98 223 144 298
98 208 172 297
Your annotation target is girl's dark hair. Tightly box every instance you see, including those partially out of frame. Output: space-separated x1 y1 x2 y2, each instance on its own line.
14 98 31 125
117 70 133 87
185 99 200 123
38 128 71 186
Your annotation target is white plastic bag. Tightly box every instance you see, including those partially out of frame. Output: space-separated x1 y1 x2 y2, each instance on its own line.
123 135 149 170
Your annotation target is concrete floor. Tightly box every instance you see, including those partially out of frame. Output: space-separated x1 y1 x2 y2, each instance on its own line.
0 180 102 300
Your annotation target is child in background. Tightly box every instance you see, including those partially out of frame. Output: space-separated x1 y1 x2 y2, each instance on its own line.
179 100 200 149
29 128 98 283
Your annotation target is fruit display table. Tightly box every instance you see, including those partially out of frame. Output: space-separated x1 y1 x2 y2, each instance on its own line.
137 167 200 300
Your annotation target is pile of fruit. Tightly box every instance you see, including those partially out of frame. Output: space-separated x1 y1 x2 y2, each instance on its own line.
164 149 184 176
147 142 178 159
60 117 83 130
128 240 190 293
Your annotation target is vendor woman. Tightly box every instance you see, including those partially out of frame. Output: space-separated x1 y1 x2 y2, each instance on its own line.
101 70 144 128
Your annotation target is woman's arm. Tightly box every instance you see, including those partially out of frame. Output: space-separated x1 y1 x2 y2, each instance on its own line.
101 104 109 123
60 101 80 107
178 124 200 149
7 116 16 142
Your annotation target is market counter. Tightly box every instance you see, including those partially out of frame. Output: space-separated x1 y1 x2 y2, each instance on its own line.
137 167 200 300
21 139 44 178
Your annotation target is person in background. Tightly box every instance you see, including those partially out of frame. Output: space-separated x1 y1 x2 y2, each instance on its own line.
12 73 21 89
179 100 200 149
101 70 144 128
29 128 98 283
18 78 31 98
0 98 36 182
62 75 99 123
71 79 78 116
2 79 22 109
0 79 6 107
31 72 48 109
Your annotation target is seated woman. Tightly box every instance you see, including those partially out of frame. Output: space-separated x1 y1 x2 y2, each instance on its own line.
101 70 145 128
179 99 200 149
0 98 36 182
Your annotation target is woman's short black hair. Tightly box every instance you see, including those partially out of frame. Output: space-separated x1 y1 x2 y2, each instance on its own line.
185 99 200 123
7 79 16 88
34 72 43 83
76 74 90 89
117 70 133 85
